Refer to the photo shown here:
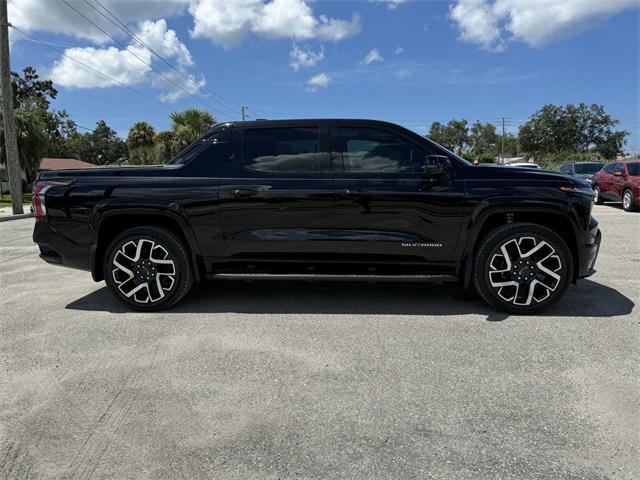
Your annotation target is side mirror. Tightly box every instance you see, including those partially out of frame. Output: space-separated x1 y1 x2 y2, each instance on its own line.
613 171 623 177
423 155 450 175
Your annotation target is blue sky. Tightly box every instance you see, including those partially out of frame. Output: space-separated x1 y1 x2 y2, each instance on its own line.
8 0 640 152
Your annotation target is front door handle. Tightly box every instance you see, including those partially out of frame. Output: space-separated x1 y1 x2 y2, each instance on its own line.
230 188 258 197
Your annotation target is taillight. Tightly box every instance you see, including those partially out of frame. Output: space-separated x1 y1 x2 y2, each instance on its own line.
32 180 72 219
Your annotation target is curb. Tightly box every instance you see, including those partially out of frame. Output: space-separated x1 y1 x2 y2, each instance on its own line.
0 212 34 222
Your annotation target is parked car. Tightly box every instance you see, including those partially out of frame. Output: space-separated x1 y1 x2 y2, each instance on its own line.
592 161 640 211
558 161 603 184
32 119 600 314
509 162 541 169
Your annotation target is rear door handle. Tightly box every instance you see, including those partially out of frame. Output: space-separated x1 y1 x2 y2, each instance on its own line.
230 188 258 197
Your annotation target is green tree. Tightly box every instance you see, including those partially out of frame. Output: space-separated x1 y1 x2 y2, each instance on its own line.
128 146 156 165
153 130 180 164
65 121 126 165
0 67 65 181
169 108 215 151
502 133 520 157
469 121 498 160
11 66 57 111
427 119 469 154
126 121 156 154
46 110 78 158
519 103 627 159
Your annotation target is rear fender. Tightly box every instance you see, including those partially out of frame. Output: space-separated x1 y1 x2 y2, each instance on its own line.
89 203 203 282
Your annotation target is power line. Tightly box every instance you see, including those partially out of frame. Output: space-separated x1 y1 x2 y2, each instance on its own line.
75 123 124 139
60 0 231 120
87 0 242 115
9 23 174 114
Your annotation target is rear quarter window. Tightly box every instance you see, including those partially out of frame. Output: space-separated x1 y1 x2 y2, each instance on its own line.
626 163 639 176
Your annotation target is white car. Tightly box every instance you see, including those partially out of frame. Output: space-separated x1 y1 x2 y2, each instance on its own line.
509 162 541 169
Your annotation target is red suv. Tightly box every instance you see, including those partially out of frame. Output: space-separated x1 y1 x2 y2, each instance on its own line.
593 161 640 212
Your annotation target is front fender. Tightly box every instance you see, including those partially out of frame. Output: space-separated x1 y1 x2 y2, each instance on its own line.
459 200 581 289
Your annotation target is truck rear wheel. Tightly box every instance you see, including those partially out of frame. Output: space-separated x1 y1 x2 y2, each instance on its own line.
104 226 193 311
473 223 573 314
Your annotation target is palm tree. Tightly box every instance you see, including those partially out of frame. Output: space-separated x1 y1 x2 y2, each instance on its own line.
1 109 49 183
153 130 180 164
126 121 156 154
169 108 215 148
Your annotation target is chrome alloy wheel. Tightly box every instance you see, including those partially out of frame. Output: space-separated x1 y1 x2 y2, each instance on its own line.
488 236 562 306
593 187 599 203
623 190 632 210
111 239 176 304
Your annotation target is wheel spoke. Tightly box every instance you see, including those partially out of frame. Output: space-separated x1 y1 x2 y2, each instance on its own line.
111 237 176 304
489 234 563 307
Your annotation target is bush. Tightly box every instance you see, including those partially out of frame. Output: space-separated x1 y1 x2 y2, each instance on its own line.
127 146 156 165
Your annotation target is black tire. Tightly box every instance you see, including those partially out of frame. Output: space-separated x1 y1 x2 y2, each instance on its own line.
104 226 193 311
473 223 573 314
593 185 604 205
622 188 638 212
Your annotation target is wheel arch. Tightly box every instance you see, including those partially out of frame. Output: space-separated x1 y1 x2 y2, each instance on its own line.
90 207 203 282
461 207 580 289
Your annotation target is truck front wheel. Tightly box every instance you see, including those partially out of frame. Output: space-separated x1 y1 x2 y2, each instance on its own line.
104 226 193 311
473 223 573 314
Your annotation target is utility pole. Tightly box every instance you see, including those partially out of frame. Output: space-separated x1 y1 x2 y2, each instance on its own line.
0 1 23 215
501 117 505 165
241 106 247 121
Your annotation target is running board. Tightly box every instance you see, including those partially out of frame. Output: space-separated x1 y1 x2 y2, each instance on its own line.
208 273 459 283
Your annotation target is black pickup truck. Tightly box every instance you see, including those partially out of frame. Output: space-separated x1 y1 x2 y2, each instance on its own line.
32 119 601 313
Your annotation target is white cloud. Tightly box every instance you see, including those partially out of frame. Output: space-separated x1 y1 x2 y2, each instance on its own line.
188 0 361 48
315 13 361 41
361 48 384 65
253 0 317 39
8 0 188 44
305 72 330 92
50 19 200 102
370 0 408 10
450 0 640 51
450 0 504 52
153 70 205 103
395 68 411 79
289 44 325 71
50 46 151 88
136 19 193 67
394 46 404 55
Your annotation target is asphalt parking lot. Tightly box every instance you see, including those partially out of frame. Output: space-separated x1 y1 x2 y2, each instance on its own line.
0 204 638 480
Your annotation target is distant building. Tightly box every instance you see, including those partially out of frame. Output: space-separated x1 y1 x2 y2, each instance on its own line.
39 158 96 171
1 158 95 193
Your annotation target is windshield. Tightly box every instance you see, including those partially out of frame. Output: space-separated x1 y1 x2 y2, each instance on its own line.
574 163 603 174
627 162 640 176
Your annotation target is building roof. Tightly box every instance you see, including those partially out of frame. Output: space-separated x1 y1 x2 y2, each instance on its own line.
39 158 96 170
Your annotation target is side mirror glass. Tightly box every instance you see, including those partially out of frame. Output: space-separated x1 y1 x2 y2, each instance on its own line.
423 155 450 175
